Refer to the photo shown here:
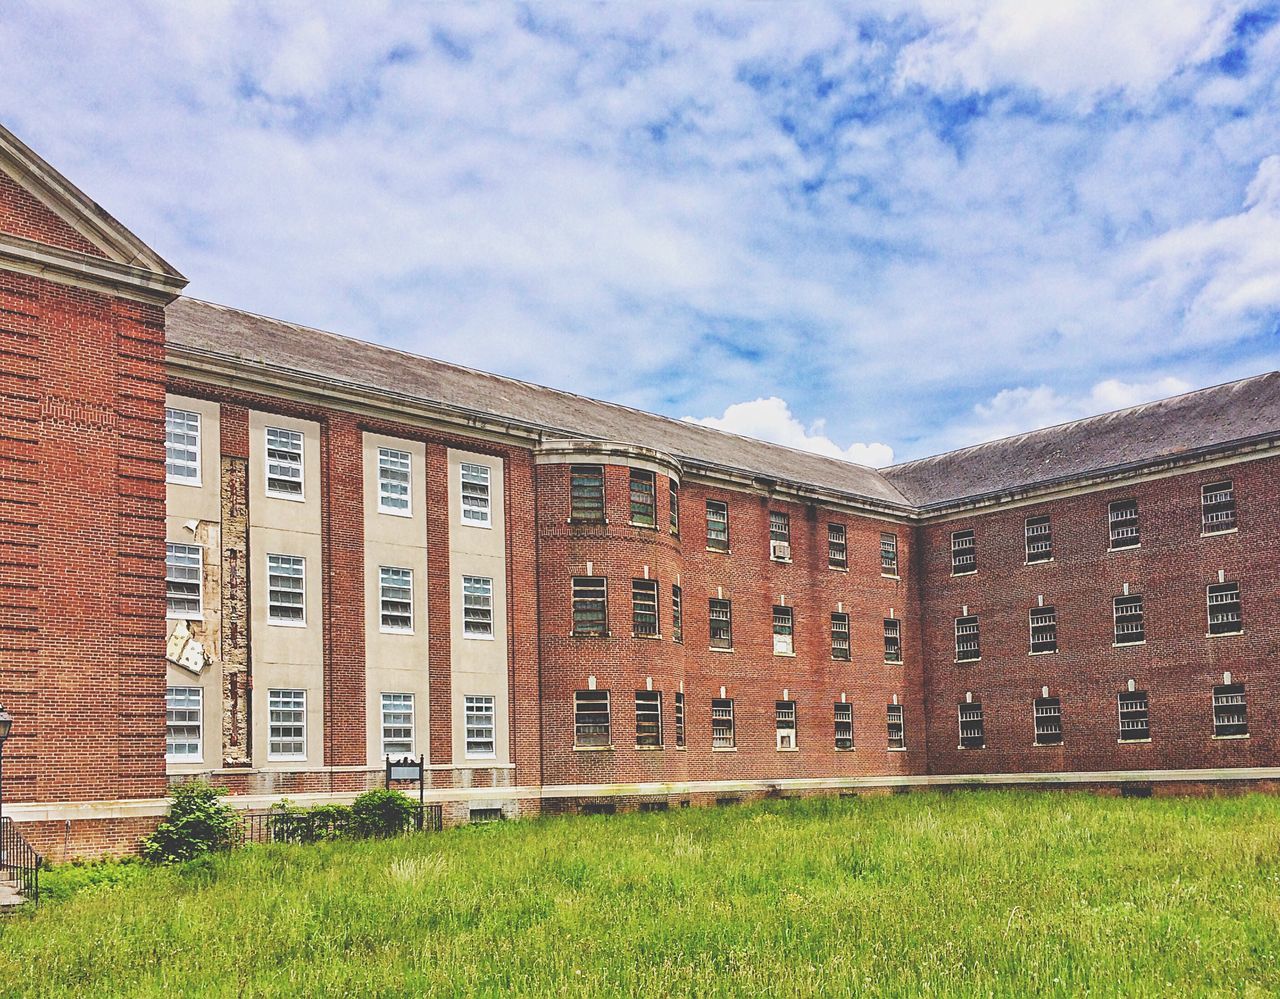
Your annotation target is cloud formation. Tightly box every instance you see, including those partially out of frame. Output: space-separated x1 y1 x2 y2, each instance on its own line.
685 398 895 467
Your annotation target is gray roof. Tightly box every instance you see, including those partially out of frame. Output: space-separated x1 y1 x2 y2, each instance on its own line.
164 298 1280 514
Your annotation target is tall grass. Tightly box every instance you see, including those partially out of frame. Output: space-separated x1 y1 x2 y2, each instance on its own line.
3 791 1279 997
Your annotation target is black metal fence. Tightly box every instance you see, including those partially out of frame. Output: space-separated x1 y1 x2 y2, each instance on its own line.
239 802 442 846
0 816 40 907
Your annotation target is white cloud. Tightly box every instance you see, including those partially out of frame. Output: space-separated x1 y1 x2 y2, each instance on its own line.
685 398 895 467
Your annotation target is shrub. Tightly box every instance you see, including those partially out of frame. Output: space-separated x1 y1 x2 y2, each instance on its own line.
350 788 417 838
267 800 352 844
141 781 240 863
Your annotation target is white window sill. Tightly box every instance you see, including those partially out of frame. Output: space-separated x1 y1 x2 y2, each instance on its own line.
884 660 903 666
1113 640 1145 648
634 745 664 751
268 619 308 628
1107 545 1140 553
774 650 796 658
706 546 731 555
464 632 496 641
166 477 202 488
380 628 415 636
1033 741 1064 747
776 746 800 753
958 745 986 750
1212 734 1250 740
832 656 851 663
882 572 900 580
711 746 737 753
267 755 307 763
770 557 793 564
461 520 493 530
1206 631 1244 638
165 755 203 766
829 565 848 573
378 507 413 518
572 632 611 639
573 745 615 752
886 746 907 752
567 517 607 526
1201 528 1238 537
1024 558 1054 566
1029 649 1058 656
709 646 735 654
954 658 981 664
465 753 498 761
632 633 663 640
266 491 306 503
629 521 658 531
952 569 977 577
167 612 204 622
1117 738 1151 744
835 747 855 752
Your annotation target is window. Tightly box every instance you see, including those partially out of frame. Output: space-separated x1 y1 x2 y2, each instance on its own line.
883 618 902 664
711 698 735 748
267 554 305 625
572 577 607 636
165 543 202 619
1201 481 1237 534
377 447 411 515
671 584 683 643
669 479 679 534
772 606 794 654
954 615 980 662
1118 690 1150 741
769 511 791 560
828 524 847 569
380 692 414 757
706 500 729 551
265 426 304 498
775 700 797 750
834 703 853 750
958 702 984 749
570 464 605 522
1108 499 1139 550
268 689 306 760
1113 594 1144 645
1034 697 1062 746
1025 516 1052 563
635 691 662 747
1212 684 1247 737
460 462 491 526
881 532 899 575
165 686 202 762
632 579 659 637
1029 606 1057 653
463 575 493 638
629 468 656 526
951 530 976 574
574 690 611 747
831 612 851 661
465 695 496 757
709 598 732 649
1207 582 1243 635
887 704 905 749
165 408 200 484
674 692 685 748
379 566 413 633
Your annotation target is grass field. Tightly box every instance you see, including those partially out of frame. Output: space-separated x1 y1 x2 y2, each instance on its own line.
2 791 1279 997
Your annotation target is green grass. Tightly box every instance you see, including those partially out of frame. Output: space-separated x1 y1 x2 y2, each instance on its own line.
3 791 1280 997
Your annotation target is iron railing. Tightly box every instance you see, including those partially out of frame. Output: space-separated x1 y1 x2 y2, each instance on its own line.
239 802 442 846
0 816 40 907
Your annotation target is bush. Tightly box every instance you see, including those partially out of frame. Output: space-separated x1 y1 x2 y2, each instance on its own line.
39 858 148 902
268 800 352 844
141 781 240 863
350 788 417 838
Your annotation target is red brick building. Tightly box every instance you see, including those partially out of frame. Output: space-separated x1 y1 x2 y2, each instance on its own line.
1 124 1277 857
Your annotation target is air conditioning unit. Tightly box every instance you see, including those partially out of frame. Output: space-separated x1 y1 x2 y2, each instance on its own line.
776 731 795 750
773 635 793 655
771 541 791 561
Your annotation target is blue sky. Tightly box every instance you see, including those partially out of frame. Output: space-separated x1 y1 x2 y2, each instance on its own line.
2 1 1278 464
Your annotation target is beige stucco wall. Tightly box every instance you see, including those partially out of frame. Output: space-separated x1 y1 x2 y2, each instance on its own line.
446 448 510 765
362 432 430 764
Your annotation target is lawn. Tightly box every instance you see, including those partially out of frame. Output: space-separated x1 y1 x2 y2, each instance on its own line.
2 791 1279 997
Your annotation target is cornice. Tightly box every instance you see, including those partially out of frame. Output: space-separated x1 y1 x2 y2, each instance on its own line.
0 232 187 305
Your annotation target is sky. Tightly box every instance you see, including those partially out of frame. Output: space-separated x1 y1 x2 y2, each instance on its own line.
1 1 1278 465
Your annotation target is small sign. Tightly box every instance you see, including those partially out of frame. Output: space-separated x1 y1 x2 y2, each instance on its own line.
389 761 421 782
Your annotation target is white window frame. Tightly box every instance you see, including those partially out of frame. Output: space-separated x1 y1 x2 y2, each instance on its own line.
635 690 663 748
463 575 494 639
379 566 414 634
165 686 203 763
711 698 735 749
268 688 307 761
165 407 201 486
377 447 412 516
267 554 307 627
165 542 203 620
460 462 492 528
775 700 797 750
958 702 984 749
265 426 305 500
772 605 794 655
1034 697 1063 746
465 694 497 758
380 692 415 757
887 704 906 750
834 702 854 750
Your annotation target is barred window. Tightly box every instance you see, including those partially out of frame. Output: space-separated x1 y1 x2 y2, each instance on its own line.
706 500 729 551
465 695 496 757
772 606 794 655
1029 606 1057 654
958 702 984 749
268 688 306 760
380 692 414 757
570 464 605 522
1113 594 1144 645
379 566 413 633
1201 481 1237 534
834 703 853 750
267 554 306 625
669 479 680 534
463 575 493 638
769 510 790 543
1212 684 1247 738
1025 515 1052 563
1034 697 1062 746
951 530 976 574
632 579 659 637
828 523 847 569
1207 582 1242 635
377 447 411 515
710 598 732 649
712 698 735 748
887 704 905 750
460 463 492 526
165 408 200 484
881 532 899 575
629 468 656 526
954 615 980 662
671 584 683 643
572 577 607 636
831 612 851 661
166 543 203 619
775 700 797 750
165 686 202 762
883 618 902 664
1108 499 1140 550
635 690 662 748
574 690 611 747
674 691 685 748
265 426 304 498
1118 690 1150 742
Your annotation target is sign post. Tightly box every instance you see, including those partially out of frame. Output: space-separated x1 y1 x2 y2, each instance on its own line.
385 754 426 830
